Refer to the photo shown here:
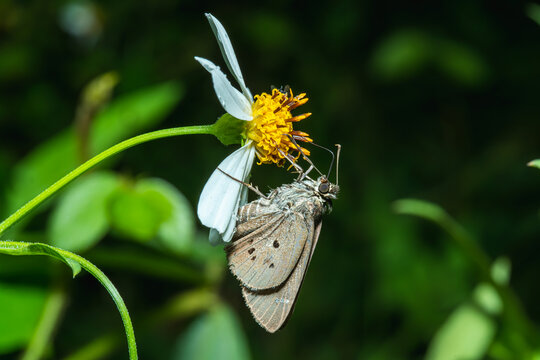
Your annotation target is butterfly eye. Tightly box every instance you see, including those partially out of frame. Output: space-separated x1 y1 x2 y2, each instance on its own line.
318 182 329 194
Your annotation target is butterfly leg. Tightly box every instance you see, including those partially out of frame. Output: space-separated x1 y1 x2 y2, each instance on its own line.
300 164 314 181
217 168 268 199
275 140 315 181
275 147 305 180
285 134 321 179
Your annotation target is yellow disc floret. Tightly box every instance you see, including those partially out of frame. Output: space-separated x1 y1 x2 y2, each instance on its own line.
246 88 312 166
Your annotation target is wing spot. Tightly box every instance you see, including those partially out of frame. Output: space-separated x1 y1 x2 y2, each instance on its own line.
251 256 256 261
273 240 280 248
269 263 275 268
248 248 255 255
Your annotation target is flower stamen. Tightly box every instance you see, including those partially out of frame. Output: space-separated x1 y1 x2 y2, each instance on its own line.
246 88 312 166
286 113 312 122
287 98 308 111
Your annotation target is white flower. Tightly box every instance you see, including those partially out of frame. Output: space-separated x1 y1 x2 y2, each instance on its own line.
196 13 256 244
196 13 312 244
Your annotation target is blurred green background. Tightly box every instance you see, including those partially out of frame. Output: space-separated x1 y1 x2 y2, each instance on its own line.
1 1 540 359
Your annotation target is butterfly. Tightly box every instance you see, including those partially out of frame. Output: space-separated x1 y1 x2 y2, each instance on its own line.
224 145 340 332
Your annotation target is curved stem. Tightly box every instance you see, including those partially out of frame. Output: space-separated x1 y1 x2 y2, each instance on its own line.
57 249 139 360
0 125 215 235
0 240 139 359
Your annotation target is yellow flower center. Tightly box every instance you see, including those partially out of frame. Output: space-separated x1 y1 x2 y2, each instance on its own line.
246 88 312 166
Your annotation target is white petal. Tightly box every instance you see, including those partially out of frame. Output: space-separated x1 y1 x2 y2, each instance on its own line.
195 57 252 121
205 13 253 101
210 183 248 245
198 143 256 243
217 215 236 244
239 179 249 207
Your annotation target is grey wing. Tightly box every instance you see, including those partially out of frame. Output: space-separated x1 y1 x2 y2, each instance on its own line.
226 211 309 291
241 220 322 333
233 198 277 239
236 197 277 223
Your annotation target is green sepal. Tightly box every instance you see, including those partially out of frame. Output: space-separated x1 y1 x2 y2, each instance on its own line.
212 113 246 146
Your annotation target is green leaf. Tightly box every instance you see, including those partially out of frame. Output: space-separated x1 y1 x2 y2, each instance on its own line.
436 41 488 87
392 198 486 264
0 283 47 353
88 247 209 284
426 258 509 360
0 242 81 277
48 172 121 252
89 82 183 154
108 182 172 241
108 178 195 249
393 198 494 279
173 304 250 360
370 29 431 81
393 198 447 223
473 283 502 316
473 257 511 316
425 301 496 360
527 3 540 26
491 257 511 286
137 178 195 254
6 82 183 219
6 131 76 218
154 289 218 324
527 159 540 169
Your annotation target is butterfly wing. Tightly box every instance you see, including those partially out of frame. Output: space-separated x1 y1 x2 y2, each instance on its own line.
231 198 280 240
226 211 309 291
241 220 322 333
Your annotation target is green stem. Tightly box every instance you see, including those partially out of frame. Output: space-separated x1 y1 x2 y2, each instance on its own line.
0 240 138 359
21 274 69 360
0 125 215 235
63 246 138 359
60 248 138 360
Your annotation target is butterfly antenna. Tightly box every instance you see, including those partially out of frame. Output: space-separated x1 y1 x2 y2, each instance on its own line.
308 142 336 179
286 135 323 177
335 144 341 185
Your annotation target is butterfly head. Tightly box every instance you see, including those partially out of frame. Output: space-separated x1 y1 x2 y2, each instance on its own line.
313 144 340 202
316 176 339 200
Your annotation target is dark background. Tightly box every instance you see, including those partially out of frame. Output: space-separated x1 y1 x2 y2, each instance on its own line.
1 1 540 359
